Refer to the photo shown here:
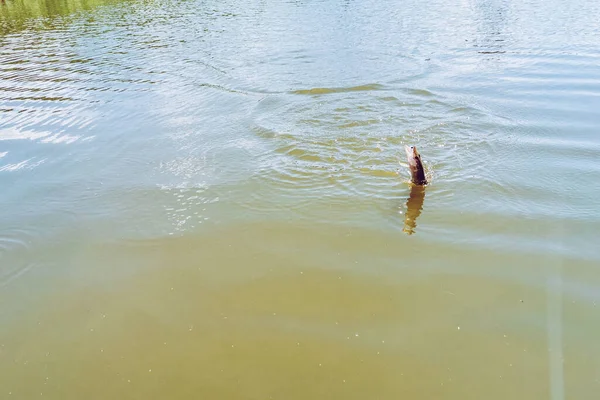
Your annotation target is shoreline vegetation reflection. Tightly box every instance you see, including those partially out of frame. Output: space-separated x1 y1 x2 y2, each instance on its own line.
0 0 124 35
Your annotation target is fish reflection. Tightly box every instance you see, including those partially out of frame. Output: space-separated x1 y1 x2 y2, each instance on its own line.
402 184 426 235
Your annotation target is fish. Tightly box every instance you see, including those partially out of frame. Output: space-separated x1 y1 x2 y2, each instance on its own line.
404 145 428 185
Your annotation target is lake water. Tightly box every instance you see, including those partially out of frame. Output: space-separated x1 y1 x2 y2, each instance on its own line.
1 0 600 398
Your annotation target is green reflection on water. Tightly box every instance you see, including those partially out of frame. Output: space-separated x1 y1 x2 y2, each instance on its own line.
0 0 126 35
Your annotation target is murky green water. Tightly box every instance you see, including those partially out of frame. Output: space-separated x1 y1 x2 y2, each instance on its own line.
1 0 599 398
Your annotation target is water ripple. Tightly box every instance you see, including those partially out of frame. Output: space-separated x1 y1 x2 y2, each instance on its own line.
0 0 598 273
248 85 487 211
0 228 37 287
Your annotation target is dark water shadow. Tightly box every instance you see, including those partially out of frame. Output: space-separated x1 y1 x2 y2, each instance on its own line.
402 184 426 235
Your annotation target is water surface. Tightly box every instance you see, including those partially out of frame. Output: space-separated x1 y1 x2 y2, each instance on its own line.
1 0 600 398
